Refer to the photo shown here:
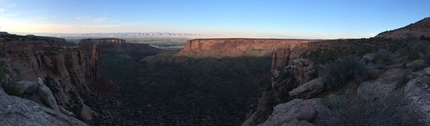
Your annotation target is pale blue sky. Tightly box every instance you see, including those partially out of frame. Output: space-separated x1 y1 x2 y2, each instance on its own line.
0 0 429 38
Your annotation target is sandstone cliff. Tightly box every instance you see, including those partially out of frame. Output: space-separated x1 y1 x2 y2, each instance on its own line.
90 44 102 81
78 38 164 58
176 38 317 58
0 34 102 121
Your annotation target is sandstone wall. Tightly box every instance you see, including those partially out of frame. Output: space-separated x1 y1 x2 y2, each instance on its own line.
78 38 164 57
0 36 101 120
176 39 317 58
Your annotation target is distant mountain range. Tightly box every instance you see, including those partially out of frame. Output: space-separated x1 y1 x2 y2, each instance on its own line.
33 32 217 38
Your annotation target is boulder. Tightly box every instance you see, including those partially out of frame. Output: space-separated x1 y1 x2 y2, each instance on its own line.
37 78 59 112
292 58 317 84
289 78 325 98
357 81 396 101
424 67 430 75
357 68 404 101
403 78 430 124
258 98 326 126
293 58 310 66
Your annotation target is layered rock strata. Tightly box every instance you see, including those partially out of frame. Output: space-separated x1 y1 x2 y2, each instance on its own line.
0 34 102 120
78 38 164 57
176 38 317 58
90 44 102 81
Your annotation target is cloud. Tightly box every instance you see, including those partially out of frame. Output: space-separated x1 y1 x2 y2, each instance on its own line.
0 9 4 12
32 16 46 20
2 13 136 33
0 12 20 17
7 4 15 8
75 16 107 23
74 16 131 27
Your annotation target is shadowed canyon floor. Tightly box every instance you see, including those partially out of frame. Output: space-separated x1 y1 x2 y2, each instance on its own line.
103 51 272 125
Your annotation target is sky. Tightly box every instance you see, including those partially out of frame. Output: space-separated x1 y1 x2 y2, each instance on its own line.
0 0 429 39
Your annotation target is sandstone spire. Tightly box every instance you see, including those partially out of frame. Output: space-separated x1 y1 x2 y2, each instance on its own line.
270 48 290 73
90 44 102 81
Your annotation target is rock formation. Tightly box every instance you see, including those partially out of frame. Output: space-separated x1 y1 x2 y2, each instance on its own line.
78 38 164 58
0 86 88 126
37 77 59 112
0 34 102 120
288 77 325 99
176 38 317 58
90 44 102 81
258 98 328 126
243 38 418 125
271 48 290 73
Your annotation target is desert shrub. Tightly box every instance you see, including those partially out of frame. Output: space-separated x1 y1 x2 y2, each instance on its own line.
44 75 60 94
0 67 5 80
316 49 339 64
398 72 411 85
373 49 391 68
354 45 373 57
0 49 5 57
324 93 422 126
274 69 293 84
368 70 379 79
325 56 368 91
323 94 345 109
339 48 354 57
401 41 429 60
408 59 426 71
387 42 401 53
424 77 430 86
5 85 22 97
376 63 386 69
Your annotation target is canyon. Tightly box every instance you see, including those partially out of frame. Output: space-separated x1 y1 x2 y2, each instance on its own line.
1 17 429 125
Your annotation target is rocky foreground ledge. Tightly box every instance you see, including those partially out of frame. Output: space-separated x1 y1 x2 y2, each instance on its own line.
0 78 88 126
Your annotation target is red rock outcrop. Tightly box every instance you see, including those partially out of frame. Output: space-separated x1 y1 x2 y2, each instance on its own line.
176 38 317 58
0 34 101 120
78 38 164 57
90 44 102 81
271 48 290 72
